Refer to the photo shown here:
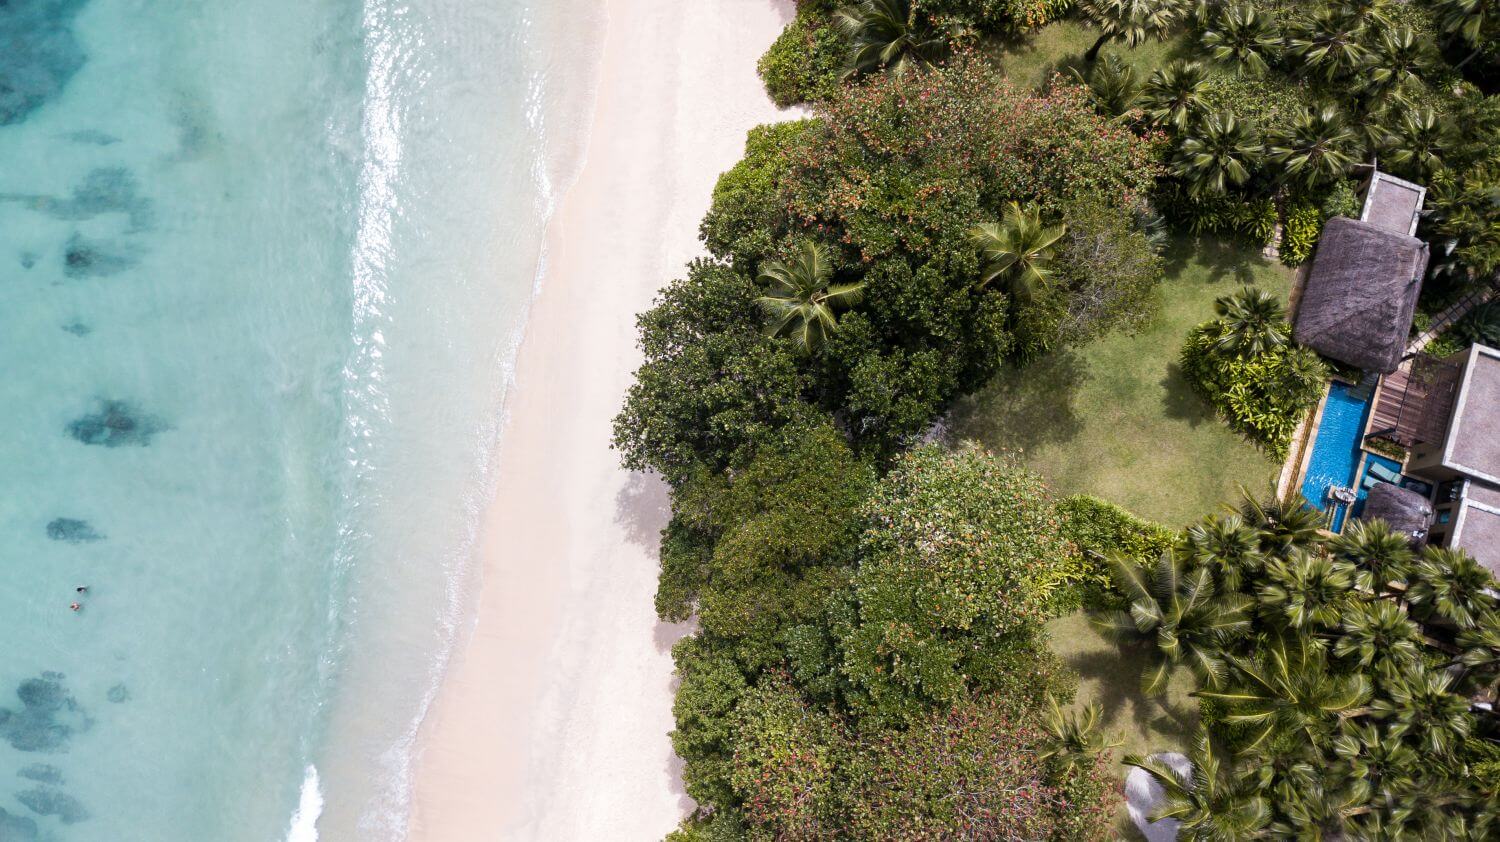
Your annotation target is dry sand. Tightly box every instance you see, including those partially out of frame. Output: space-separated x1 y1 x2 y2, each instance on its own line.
407 1 797 838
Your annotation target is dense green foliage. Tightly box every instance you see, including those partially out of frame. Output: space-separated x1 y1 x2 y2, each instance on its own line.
1180 289 1327 455
1106 500 1500 838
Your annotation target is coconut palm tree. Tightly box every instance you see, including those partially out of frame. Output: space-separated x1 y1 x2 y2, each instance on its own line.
1330 519 1414 594
1094 550 1254 694
1258 548 1355 630
1334 600 1422 668
835 0 951 79
756 241 865 355
1183 513 1264 592
1196 633 1371 749
969 202 1067 301
1200 3 1279 75
1172 110 1263 197
1078 0 1185 63
1238 492 1324 552
1268 105 1362 190
1386 107 1446 182
1210 287 1287 357
1406 546 1497 629
1141 60 1210 132
1069 51 1140 117
1286 6 1371 81
1269 776 1373 840
1431 0 1497 68
1370 663 1473 757
1040 695 1122 772
1124 731 1272 837
1332 720 1418 789
1364 26 1434 93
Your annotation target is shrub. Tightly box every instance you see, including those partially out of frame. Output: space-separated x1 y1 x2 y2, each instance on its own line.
1180 322 1328 456
758 7 845 108
1161 187 1278 244
921 0 1076 31
1057 494 1177 607
1452 299 1500 347
1279 201 1321 266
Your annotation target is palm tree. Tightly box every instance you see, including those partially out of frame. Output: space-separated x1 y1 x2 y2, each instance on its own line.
1268 776 1372 840
1431 0 1496 68
1364 26 1434 93
1238 492 1324 552
1268 105 1362 190
1285 6 1371 81
756 241 865 354
969 202 1067 301
1258 548 1354 630
1406 546 1497 629
1200 3 1279 75
1040 695 1122 772
1124 731 1272 838
1183 513 1264 592
1370 664 1473 757
1078 0 1184 63
1330 519 1414 594
1456 610 1500 695
1069 51 1140 117
1386 107 1446 182
1141 60 1210 132
1093 550 1253 694
1172 110 1263 197
1210 287 1287 357
835 0 950 79
1334 600 1422 668
1332 720 1418 789
1196 633 1370 749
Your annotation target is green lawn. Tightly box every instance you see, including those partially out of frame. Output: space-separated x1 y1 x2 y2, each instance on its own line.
947 237 1294 525
989 21 1195 92
1047 611 1199 839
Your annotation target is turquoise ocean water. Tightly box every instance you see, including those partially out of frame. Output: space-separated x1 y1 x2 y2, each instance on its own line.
0 1 599 839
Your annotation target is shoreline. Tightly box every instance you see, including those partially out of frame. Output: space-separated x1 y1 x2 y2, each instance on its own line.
406 2 797 838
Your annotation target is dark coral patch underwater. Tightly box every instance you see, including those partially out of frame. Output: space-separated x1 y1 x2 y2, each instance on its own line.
0 0 90 126
15 765 62 785
0 673 91 754
62 232 136 278
0 168 154 231
45 518 102 543
15 786 88 824
66 400 165 447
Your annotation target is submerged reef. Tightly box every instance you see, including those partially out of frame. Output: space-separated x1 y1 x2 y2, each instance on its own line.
66 400 165 447
60 321 91 337
16 786 88 824
0 808 38 840
16 765 62 785
105 684 128 704
0 168 154 231
0 673 91 753
62 232 136 278
0 0 90 126
45 518 102 543
59 129 118 145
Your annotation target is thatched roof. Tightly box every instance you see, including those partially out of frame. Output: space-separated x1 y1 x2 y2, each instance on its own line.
1360 482 1433 543
1294 216 1428 374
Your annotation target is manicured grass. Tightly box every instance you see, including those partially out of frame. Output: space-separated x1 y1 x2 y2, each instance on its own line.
1047 610 1199 840
947 236 1295 525
989 21 1195 92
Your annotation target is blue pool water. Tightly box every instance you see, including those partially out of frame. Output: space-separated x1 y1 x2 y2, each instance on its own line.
0 1 602 840
1300 381 1375 531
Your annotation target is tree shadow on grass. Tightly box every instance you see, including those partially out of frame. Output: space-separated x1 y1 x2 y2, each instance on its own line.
1161 236 1269 288
1160 361 1217 426
946 349 1090 453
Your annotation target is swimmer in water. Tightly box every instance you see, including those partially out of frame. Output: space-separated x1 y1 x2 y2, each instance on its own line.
70 602 81 612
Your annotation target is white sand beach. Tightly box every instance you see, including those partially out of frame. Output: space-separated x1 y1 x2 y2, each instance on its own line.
407 1 796 838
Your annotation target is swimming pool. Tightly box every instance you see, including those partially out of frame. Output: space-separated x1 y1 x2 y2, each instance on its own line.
1299 380 1375 531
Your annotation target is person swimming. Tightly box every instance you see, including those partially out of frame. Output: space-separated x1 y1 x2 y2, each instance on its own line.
70 602 81 612
76 586 87 593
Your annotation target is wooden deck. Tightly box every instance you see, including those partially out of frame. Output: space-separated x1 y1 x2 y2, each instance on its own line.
1369 354 1463 447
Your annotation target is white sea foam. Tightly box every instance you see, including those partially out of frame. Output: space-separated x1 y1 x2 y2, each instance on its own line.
285 765 325 842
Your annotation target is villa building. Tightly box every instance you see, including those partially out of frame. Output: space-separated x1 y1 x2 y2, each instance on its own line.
1285 171 1500 574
